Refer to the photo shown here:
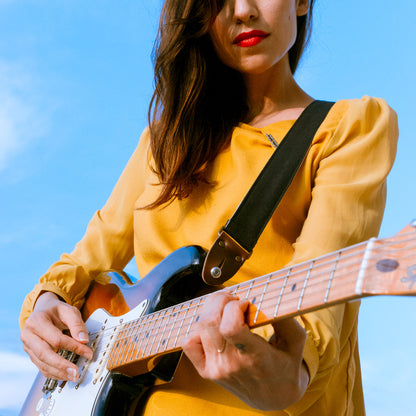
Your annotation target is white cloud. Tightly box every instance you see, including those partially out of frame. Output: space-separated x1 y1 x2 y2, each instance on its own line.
0 351 38 412
0 61 48 172
361 347 416 416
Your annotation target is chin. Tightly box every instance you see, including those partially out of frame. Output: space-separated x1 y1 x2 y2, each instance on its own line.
230 56 286 76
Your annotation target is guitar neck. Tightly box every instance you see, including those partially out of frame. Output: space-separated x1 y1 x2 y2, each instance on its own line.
107 224 416 375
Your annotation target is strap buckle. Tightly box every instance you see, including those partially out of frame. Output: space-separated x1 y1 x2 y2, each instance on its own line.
202 230 251 286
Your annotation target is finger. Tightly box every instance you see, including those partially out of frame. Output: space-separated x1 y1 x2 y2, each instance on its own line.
22 334 81 381
219 299 256 353
54 303 90 344
271 318 306 356
26 313 93 360
198 292 237 353
181 334 206 373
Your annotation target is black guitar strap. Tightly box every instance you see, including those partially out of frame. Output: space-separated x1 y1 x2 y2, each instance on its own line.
202 100 335 285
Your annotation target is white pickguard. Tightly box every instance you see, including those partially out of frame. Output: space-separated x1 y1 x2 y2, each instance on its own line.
34 299 149 416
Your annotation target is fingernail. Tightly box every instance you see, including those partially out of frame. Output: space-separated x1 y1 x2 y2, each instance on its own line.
67 367 78 382
78 332 89 342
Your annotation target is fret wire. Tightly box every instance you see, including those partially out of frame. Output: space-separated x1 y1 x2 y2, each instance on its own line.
233 246 366 302
249 263 369 317
254 274 271 324
185 297 203 338
106 242 416 356
233 283 242 295
173 300 192 348
116 262 360 348
274 267 290 317
90 233 416 340
244 280 254 300
248 273 360 320
247 260 366 319
136 314 155 354
136 315 152 359
112 249 363 345
126 317 142 363
132 301 199 354
155 309 170 355
94 243 370 340
107 326 120 367
114 322 128 367
175 300 203 340
119 322 131 367
235 250 363 300
110 249 415 365
297 260 314 311
164 304 181 352
140 312 160 358
148 310 170 356
266 260 362 302
128 319 141 363
124 321 135 363
107 325 120 367
116 255 366 346
324 252 340 303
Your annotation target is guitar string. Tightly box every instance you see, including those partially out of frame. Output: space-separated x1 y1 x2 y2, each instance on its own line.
106 247 416 365
105 234 416 344
97 240 369 340
104 255 364 354
106 254 416 364
91 235 416 365
98 237 416 354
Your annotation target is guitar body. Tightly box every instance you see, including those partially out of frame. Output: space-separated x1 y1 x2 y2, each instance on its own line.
20 222 416 416
20 245 208 416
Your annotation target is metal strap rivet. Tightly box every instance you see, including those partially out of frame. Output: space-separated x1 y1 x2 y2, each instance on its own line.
211 267 222 279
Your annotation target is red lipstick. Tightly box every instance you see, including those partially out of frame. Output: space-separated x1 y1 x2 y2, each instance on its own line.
233 30 269 47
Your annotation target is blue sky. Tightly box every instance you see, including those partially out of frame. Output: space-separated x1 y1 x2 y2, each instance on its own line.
0 1 415 415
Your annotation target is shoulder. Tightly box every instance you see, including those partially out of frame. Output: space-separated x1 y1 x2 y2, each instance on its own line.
307 96 399 168
315 96 398 148
324 96 397 131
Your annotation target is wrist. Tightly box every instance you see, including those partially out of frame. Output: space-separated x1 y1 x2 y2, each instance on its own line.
34 291 61 310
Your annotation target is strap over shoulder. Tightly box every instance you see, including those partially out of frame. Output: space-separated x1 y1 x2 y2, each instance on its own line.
202 100 335 286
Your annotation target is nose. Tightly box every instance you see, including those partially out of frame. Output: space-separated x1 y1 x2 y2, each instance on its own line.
232 0 258 23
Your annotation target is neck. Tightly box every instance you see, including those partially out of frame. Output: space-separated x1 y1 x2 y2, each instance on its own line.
243 57 313 127
104 222 416 378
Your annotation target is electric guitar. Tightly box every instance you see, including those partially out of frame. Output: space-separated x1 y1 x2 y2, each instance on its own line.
20 221 416 415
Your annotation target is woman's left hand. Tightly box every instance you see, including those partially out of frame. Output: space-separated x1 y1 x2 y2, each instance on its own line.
181 292 309 411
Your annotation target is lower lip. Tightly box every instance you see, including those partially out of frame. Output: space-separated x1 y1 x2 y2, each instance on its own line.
235 36 267 47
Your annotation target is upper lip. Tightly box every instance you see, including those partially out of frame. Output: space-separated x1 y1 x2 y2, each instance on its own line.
233 30 269 44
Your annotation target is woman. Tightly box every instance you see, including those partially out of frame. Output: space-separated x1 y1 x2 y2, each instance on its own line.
19 0 398 414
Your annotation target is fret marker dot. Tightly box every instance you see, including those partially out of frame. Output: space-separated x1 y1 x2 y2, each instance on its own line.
146 333 149 338
376 259 399 273
251 297 257 305
291 284 297 292
196 316 200 322
162 339 166 345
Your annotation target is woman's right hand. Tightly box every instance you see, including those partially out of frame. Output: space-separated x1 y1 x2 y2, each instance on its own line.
20 292 93 382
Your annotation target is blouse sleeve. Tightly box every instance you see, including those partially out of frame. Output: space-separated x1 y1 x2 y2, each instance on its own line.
19 128 152 330
285 96 398 414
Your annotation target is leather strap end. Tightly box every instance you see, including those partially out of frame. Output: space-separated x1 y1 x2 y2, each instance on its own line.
202 230 251 286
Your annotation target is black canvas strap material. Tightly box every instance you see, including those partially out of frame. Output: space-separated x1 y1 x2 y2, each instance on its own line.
202 100 335 285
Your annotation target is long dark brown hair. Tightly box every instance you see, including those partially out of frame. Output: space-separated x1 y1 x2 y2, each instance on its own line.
147 0 315 208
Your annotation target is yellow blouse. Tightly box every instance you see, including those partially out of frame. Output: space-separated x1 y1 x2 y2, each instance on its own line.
20 96 398 415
